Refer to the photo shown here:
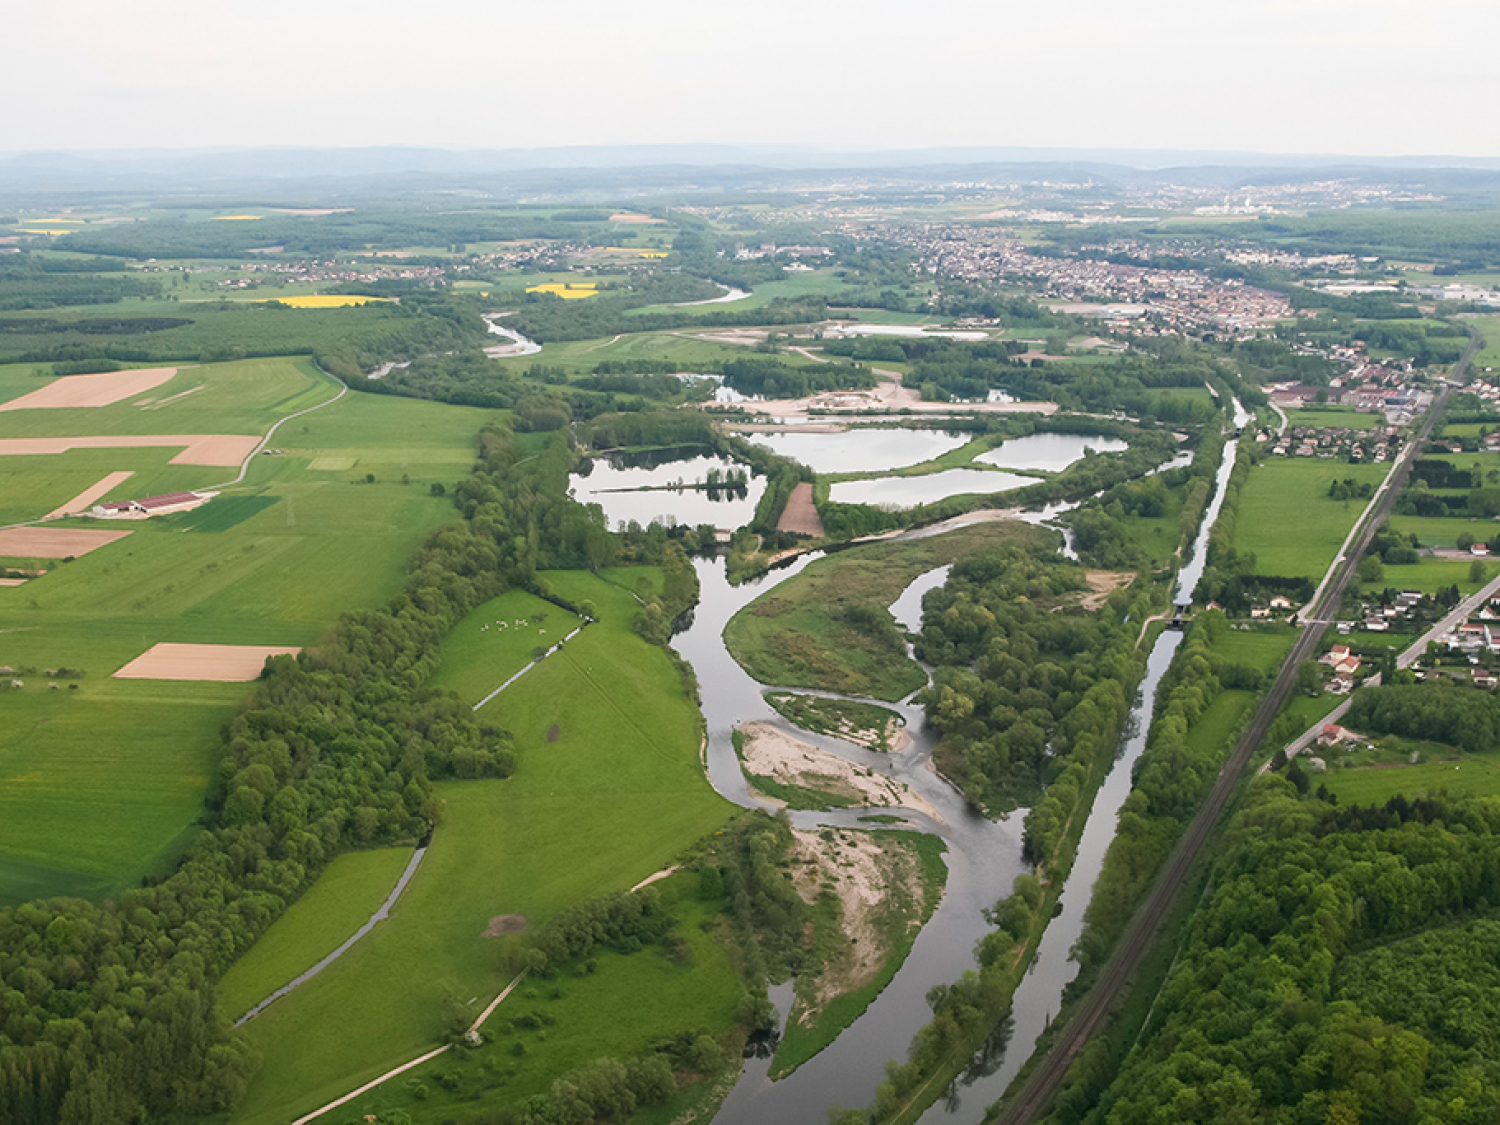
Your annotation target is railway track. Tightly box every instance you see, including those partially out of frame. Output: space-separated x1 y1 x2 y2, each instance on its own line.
996 337 1477 1124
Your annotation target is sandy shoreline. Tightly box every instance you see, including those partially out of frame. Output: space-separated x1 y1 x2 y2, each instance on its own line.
738 721 939 821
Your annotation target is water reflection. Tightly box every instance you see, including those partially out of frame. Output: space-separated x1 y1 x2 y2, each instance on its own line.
742 428 970 474
569 452 765 531
829 469 1035 508
976 433 1128 473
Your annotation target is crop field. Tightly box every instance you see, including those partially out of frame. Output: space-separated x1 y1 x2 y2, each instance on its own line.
272 294 391 308
1387 512 1497 548
525 282 598 299
0 360 496 902
725 522 1044 701
0 682 237 906
428 589 581 705
228 571 733 1125
215 847 415 1023
1231 458 1391 579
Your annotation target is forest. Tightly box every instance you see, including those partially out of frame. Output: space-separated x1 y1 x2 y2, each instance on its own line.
1044 782 1500 1124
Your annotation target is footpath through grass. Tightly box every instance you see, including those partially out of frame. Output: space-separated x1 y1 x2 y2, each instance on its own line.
725 522 1045 701
227 571 734 1125
215 847 414 1022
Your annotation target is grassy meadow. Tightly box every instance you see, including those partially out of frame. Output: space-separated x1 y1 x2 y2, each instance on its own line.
227 571 734 1125
1231 458 1391 580
215 847 415 1022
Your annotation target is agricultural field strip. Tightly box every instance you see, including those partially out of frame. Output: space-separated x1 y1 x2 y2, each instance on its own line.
1266 569 1500 774
0 367 347 533
43 470 135 519
234 846 429 1027
0 367 178 412
470 623 587 711
288 972 526 1125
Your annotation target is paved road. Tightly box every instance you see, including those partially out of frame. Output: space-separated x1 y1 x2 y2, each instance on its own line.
996 335 1478 1124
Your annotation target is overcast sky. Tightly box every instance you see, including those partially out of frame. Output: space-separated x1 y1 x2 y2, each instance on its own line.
6 0 1497 157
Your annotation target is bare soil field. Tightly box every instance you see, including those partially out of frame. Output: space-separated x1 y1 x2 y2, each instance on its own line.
0 434 258 467
113 642 302 682
44 471 135 519
0 526 132 558
777 482 826 538
609 213 665 224
0 368 177 411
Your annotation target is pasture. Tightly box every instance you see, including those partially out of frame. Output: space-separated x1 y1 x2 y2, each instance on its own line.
1320 748 1500 805
1231 458 1391 580
227 571 733 1125
428 589 581 705
215 847 415 1023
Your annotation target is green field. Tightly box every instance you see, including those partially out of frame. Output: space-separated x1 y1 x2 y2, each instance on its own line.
1284 407 1380 431
725 522 1044 701
1232 459 1391 580
228 571 733 1125
1321 752 1500 805
429 589 582 705
215 847 415 1022
0 359 498 901
1212 627 1296 673
330 876 743 1124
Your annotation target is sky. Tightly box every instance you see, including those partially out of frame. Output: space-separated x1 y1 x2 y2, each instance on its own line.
6 0 1499 158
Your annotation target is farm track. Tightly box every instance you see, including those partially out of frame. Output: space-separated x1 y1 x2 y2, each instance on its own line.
996 340 1474 1124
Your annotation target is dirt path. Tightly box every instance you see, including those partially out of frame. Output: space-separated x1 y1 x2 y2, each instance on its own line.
236 846 427 1027
777 481 825 537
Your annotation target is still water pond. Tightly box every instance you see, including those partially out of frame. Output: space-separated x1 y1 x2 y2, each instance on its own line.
742 428 969 474
569 452 764 530
828 469 1034 508
975 433 1128 472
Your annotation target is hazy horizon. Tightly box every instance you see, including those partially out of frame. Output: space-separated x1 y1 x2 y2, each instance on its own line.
7 0 1499 159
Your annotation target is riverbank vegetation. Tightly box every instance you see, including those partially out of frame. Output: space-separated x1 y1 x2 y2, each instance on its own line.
724 522 1047 701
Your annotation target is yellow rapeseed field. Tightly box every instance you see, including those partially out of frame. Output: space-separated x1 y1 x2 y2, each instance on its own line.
273 295 389 308
212 214 263 221
526 282 600 299
603 247 668 258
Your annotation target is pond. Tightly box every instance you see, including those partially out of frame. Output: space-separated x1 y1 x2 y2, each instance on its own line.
975 433 1129 473
569 452 765 531
828 469 1035 508
742 428 970 474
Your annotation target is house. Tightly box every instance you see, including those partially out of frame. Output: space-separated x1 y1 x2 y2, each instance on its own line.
1335 656 1361 677
1270 595 1294 610
1318 724 1361 747
1321 644 1352 666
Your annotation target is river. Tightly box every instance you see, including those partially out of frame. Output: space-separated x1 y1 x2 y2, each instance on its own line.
675 406 1244 1124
